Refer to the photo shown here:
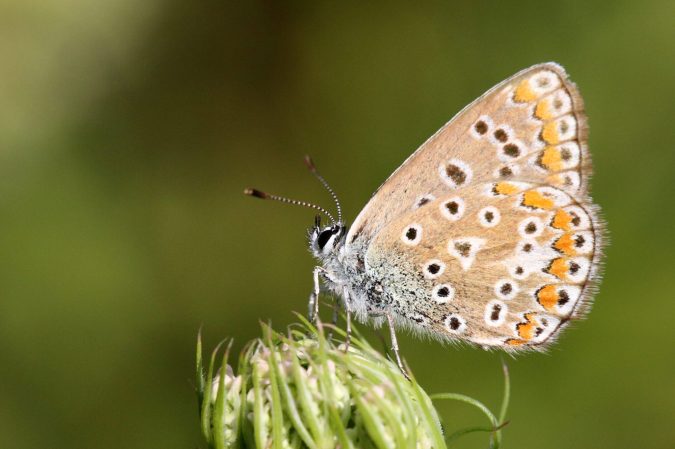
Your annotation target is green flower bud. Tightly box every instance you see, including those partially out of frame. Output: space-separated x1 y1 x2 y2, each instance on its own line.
196 317 508 449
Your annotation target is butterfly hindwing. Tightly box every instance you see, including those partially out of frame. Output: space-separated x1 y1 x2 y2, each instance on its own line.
365 183 601 349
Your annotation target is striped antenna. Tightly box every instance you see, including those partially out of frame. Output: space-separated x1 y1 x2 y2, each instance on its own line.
244 188 336 224
304 155 343 224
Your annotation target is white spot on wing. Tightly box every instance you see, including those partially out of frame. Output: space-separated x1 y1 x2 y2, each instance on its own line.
422 259 446 280
470 115 493 139
488 124 514 146
432 284 455 304
539 89 572 119
530 314 561 343
530 70 561 97
438 159 473 189
401 224 422 246
485 300 508 327
566 257 591 283
561 206 592 231
447 237 486 271
494 279 519 300
478 206 501 228
552 115 577 142
439 197 465 221
444 313 467 334
557 142 581 169
518 217 544 238
553 171 581 194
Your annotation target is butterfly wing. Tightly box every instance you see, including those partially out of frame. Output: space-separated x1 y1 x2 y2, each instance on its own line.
346 62 590 249
367 184 602 349
345 63 603 349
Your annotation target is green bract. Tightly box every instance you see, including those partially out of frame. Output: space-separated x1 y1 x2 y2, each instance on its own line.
196 317 508 449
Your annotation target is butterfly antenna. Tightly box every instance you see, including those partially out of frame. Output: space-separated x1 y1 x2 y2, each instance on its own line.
304 155 343 224
244 188 336 223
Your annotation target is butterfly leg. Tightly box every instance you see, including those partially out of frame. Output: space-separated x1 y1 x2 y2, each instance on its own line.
386 312 409 380
309 266 330 323
342 287 352 351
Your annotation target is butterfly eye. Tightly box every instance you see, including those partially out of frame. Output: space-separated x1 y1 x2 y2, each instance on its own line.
317 228 336 249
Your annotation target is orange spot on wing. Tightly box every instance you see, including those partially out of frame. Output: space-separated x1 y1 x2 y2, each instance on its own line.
537 285 558 311
517 313 537 340
506 338 527 347
535 99 553 120
514 80 536 103
494 182 519 195
542 121 560 144
554 233 576 256
548 258 568 280
540 147 562 171
522 190 554 210
551 209 573 231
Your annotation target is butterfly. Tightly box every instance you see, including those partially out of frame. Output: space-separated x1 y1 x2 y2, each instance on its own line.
246 62 604 372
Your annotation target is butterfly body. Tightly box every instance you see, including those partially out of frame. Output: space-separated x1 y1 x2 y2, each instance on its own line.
308 62 604 352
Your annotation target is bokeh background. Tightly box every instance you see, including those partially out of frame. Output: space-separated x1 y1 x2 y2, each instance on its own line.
2 1 674 448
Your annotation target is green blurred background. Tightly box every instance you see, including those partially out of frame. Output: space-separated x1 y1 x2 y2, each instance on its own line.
1 1 674 448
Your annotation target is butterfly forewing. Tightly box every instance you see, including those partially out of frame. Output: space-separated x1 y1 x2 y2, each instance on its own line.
346 63 603 350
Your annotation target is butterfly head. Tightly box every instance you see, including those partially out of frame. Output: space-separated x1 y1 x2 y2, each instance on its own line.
309 215 346 258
